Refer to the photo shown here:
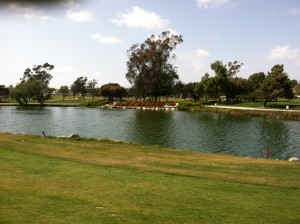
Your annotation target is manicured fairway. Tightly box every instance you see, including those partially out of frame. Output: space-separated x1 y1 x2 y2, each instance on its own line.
1 133 299 223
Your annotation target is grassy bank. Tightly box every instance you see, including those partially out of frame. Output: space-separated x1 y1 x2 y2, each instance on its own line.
1 133 299 223
196 107 300 120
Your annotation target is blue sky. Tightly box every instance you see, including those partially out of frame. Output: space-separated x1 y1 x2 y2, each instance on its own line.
0 0 300 88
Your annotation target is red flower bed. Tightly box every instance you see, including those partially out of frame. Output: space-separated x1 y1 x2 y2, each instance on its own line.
167 103 176 107
113 101 165 107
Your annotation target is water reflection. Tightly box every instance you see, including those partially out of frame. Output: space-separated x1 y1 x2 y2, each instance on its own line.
0 106 299 160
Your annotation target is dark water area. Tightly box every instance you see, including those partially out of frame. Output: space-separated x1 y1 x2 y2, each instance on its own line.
1 106 299 160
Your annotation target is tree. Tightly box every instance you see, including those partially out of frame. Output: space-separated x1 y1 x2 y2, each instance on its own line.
258 64 293 107
200 74 218 99
247 72 265 101
229 77 249 100
0 85 10 102
71 77 88 100
183 82 199 102
11 82 32 105
11 63 54 105
87 79 98 99
126 31 183 101
99 83 127 101
294 80 300 95
210 60 243 102
21 63 54 85
58 85 69 101
11 80 49 105
173 80 185 98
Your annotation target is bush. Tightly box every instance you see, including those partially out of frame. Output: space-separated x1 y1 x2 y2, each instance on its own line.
177 101 203 110
86 99 111 107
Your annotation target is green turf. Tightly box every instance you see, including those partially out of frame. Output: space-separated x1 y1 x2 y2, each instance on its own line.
1 133 300 223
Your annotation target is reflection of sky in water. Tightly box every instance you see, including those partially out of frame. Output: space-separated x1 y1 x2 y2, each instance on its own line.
0 106 299 160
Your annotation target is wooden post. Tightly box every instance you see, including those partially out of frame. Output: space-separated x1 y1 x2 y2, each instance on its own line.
266 146 270 159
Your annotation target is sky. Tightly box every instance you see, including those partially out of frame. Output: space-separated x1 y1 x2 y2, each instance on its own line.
0 0 300 89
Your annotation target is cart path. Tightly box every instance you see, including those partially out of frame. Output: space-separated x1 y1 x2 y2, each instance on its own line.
206 105 300 112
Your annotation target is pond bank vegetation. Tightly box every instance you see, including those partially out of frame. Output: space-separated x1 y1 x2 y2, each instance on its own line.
1 97 300 120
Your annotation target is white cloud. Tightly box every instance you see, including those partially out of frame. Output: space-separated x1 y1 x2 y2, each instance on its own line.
266 45 300 66
197 0 231 9
111 6 170 30
179 48 211 71
196 48 211 58
8 2 54 21
66 9 93 23
288 7 300 15
91 33 122 44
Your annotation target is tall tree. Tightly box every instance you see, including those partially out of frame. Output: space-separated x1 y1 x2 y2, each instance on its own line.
183 82 199 102
210 60 243 102
247 72 265 101
11 80 50 105
126 31 183 101
200 74 218 99
11 63 54 105
21 63 54 85
71 77 88 100
258 64 293 107
87 79 98 99
173 80 185 98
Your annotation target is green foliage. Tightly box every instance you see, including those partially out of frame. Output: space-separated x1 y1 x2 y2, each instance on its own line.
126 31 183 101
21 63 54 85
87 79 98 99
99 83 127 101
11 80 51 105
58 85 69 101
85 99 111 107
0 85 10 102
182 82 200 101
71 76 88 100
11 63 54 105
258 64 294 107
178 101 202 110
210 60 243 102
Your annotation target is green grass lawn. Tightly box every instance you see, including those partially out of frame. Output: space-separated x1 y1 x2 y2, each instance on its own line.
1 133 299 223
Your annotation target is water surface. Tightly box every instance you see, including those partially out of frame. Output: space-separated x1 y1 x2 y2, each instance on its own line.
0 106 299 160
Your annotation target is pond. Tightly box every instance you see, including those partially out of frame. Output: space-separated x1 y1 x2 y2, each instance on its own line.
0 106 299 160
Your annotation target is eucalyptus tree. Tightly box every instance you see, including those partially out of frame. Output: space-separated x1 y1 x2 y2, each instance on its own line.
11 63 54 105
21 62 54 85
71 77 88 100
126 31 183 101
87 79 98 99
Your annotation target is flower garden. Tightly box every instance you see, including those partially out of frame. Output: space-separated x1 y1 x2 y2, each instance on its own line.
103 101 179 110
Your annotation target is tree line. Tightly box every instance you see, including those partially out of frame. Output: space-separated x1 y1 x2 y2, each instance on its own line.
1 31 300 106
